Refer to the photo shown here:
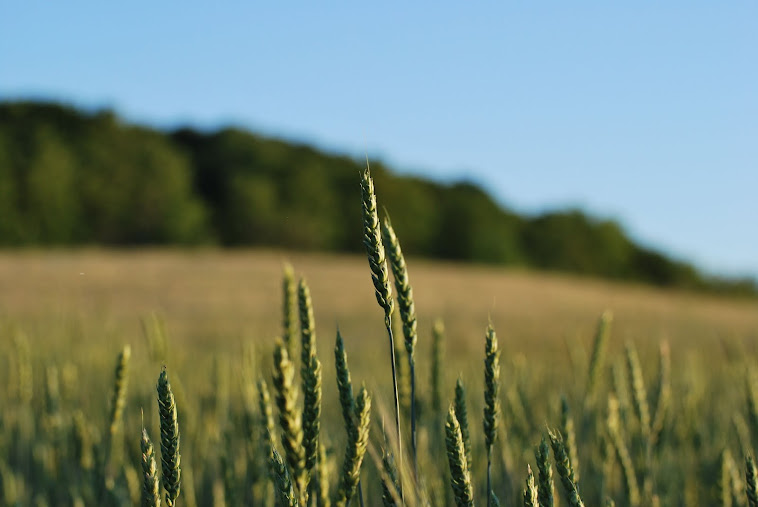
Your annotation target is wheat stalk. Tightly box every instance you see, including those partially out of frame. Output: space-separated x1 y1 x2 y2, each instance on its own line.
360 166 402 485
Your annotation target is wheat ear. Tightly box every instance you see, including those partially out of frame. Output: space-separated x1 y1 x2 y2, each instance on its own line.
109 345 131 437
446 405 475 507
535 436 554 507
303 355 322 474
283 263 298 362
298 278 321 475
484 324 501 507
316 441 331 507
141 423 161 507
586 311 612 403
257 378 276 462
335 386 372 507
273 339 306 502
560 396 579 485
335 330 356 432
380 447 401 507
625 341 650 437
157 368 181 507
454 377 473 470
523 464 540 507
746 455 758 507
382 214 419 476
271 447 300 507
547 429 584 507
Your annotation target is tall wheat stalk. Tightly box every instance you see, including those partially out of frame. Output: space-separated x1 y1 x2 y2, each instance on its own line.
359 166 402 486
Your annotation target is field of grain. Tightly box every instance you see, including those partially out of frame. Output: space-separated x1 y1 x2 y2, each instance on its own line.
2 245 758 506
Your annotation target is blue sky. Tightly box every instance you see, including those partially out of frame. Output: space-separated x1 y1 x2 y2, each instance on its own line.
2 3 756 278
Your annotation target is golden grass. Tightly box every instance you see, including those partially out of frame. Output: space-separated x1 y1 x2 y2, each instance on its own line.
0 248 754 347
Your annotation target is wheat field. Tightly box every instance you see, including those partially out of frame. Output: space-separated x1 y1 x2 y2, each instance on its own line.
1 245 757 506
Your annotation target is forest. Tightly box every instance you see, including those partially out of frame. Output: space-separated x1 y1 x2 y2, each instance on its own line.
0 101 753 296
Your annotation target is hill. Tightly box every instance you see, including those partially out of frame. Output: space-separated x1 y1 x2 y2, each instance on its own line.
0 100 754 295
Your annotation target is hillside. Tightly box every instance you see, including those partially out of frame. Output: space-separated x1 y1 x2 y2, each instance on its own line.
0 101 754 295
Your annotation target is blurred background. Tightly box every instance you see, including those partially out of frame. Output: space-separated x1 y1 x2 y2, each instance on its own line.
2 6 758 506
1 2 756 295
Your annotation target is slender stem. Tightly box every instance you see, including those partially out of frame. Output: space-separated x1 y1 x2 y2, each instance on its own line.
358 481 365 507
487 449 493 507
385 315 404 502
409 356 418 480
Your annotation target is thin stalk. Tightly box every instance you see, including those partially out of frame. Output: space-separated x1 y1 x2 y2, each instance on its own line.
409 356 417 479
385 314 403 489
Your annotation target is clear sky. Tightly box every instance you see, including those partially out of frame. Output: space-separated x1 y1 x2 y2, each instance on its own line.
1 2 756 279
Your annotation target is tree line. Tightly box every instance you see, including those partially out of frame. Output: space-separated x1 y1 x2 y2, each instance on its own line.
0 101 753 296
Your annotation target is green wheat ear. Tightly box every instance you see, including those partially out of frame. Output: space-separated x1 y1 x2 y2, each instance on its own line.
547 429 584 507
271 447 300 507
454 376 472 470
745 455 758 507
484 323 500 507
282 263 298 361
535 436 554 507
360 166 393 318
141 425 161 507
272 339 306 501
445 405 475 507
157 368 181 507
303 354 322 473
586 311 612 403
334 330 356 432
335 386 372 507
560 396 579 484
109 345 131 436
523 464 540 507
382 214 417 358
